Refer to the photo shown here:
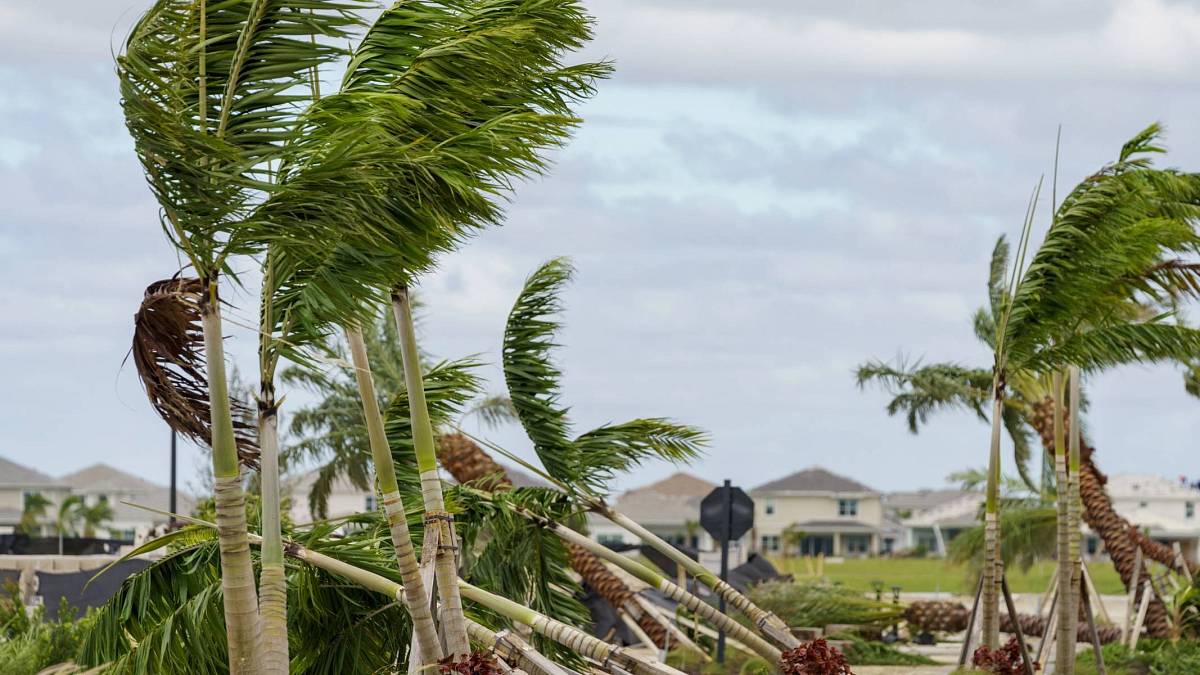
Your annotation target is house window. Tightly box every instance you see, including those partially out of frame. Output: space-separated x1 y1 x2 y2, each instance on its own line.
1139 501 1148 509
98 494 108 504
838 499 858 517
765 501 775 515
761 535 780 552
364 495 377 511
844 534 869 555
1187 502 1195 519
597 533 624 546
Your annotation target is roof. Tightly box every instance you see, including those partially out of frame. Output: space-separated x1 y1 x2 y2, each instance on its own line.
1107 474 1200 500
788 520 879 533
61 464 163 493
884 489 965 514
624 472 716 499
902 493 984 528
752 467 876 495
0 456 63 489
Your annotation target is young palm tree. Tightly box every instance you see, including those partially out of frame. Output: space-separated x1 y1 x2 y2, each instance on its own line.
18 492 52 536
119 2 366 671
860 126 1200 651
497 258 809 651
55 495 84 554
79 500 116 538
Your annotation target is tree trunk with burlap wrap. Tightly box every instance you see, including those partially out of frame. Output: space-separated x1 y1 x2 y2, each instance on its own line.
436 432 669 647
1028 397 1173 637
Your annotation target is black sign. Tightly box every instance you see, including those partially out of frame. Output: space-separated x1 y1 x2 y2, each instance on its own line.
700 484 754 542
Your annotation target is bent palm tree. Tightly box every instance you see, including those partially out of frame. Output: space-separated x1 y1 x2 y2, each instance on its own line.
253 1 609 659
860 126 1200 648
119 2 364 671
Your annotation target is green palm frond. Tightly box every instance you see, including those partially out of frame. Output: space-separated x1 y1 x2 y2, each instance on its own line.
948 505 1057 573
855 359 993 432
1006 124 1200 368
253 0 610 347
1029 321 1200 374
572 419 707 492
118 0 365 273
503 257 578 484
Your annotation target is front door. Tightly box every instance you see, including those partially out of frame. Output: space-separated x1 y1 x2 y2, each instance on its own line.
800 535 834 556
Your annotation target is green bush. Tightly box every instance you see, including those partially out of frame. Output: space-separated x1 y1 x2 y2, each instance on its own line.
1075 638 1200 675
0 597 94 675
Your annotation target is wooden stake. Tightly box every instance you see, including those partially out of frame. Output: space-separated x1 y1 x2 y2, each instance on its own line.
1080 573 1107 675
959 573 985 667
1130 586 1151 651
1000 575 1035 675
1035 588 1058 667
1081 564 1111 625
1173 542 1193 584
1123 546 1142 643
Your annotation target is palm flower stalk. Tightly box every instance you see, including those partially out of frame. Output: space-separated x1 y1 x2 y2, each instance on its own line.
345 325 443 664
392 287 470 655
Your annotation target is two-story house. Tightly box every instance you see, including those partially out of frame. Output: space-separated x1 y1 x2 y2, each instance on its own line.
0 457 70 536
1092 473 1200 561
751 467 884 558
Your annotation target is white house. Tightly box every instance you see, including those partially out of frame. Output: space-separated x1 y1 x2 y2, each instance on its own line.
586 472 719 549
751 467 884 558
1087 473 1200 561
899 492 984 556
0 456 191 541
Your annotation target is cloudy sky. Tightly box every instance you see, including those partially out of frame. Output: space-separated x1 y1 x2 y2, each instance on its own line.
2 0 1199 497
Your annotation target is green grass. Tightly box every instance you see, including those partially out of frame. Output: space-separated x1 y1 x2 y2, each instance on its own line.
771 557 1125 595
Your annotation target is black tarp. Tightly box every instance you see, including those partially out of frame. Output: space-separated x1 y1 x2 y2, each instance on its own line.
36 559 151 619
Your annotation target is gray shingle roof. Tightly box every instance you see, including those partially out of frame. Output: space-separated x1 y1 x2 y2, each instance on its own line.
0 456 63 488
752 466 876 494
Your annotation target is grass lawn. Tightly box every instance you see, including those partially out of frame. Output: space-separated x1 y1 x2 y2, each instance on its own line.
770 556 1126 595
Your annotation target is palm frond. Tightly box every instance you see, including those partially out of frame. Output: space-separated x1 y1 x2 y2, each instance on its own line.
572 419 707 494
132 277 259 469
1029 321 1200 374
855 359 992 432
502 257 578 484
948 505 1057 573
118 0 366 272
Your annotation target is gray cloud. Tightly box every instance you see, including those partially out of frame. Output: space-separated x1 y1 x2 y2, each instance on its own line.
1 0 1197 494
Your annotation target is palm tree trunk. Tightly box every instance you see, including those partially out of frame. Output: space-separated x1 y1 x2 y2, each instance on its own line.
344 326 444 665
1028 397 1173 638
390 287 469 657
566 542 670 647
257 401 288 675
1065 366 1083 672
981 393 1004 650
1054 371 1073 672
199 283 261 675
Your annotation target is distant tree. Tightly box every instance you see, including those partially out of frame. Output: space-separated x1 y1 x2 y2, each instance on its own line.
18 492 52 536
79 501 115 538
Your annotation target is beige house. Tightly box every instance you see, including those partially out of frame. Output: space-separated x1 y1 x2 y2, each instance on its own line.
751 467 883 558
0 457 70 536
586 472 720 550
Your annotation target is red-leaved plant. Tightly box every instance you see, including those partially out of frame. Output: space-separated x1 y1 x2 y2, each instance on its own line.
438 652 502 674
780 638 853 675
971 636 1037 675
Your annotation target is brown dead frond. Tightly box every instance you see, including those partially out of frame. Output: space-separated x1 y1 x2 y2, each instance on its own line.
132 277 259 469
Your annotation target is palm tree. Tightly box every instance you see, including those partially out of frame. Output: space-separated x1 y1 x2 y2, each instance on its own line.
55 495 84 555
18 492 52 536
119 2 366 671
860 126 1200 653
79 500 115 538
247 0 609 659
497 258 809 652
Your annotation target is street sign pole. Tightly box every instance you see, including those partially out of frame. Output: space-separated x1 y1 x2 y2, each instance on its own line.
717 479 731 663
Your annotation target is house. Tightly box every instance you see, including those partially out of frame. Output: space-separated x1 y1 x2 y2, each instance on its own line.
59 464 196 541
586 472 719 550
1087 473 1200 561
0 456 191 541
899 492 984 556
883 489 967 555
751 467 884 558
0 457 70 536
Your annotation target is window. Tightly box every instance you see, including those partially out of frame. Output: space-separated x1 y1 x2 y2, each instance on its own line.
761 535 780 552
597 533 624 546
364 495 377 511
838 499 858 517
844 534 869 555
1139 501 1149 509
765 500 775 515
1187 502 1195 519
98 494 108 504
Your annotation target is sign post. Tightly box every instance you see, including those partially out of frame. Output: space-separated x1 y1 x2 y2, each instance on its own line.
700 481 754 664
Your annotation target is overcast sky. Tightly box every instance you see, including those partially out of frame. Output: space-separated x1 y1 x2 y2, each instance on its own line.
2 0 1199 497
